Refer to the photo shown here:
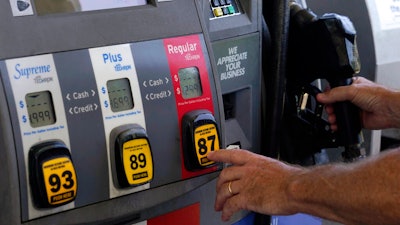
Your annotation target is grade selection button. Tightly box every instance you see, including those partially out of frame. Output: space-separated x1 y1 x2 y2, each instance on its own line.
111 124 153 188
182 110 221 171
29 141 77 208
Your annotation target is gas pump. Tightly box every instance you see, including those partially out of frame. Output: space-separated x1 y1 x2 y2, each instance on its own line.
0 0 266 224
0 0 367 224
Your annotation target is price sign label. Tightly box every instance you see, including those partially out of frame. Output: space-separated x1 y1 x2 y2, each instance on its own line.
122 138 153 186
42 157 77 206
194 123 220 166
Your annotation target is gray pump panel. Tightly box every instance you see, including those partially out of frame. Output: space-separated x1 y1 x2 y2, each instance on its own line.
0 0 263 224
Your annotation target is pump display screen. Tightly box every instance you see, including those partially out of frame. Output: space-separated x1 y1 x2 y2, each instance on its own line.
35 0 147 15
107 78 134 112
25 91 56 128
178 67 203 99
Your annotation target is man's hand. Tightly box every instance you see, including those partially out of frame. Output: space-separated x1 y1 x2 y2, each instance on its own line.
207 149 303 221
317 77 400 130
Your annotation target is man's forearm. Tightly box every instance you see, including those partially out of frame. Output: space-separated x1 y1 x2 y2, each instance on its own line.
287 148 400 225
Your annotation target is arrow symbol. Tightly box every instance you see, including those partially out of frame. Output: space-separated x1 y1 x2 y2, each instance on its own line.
165 77 169 84
94 103 98 110
66 93 71 101
168 90 171 96
92 90 96 97
143 81 147 87
146 94 149 101
69 108 73 115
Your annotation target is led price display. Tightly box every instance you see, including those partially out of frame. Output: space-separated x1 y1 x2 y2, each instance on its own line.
178 67 203 99
107 78 134 112
25 91 56 128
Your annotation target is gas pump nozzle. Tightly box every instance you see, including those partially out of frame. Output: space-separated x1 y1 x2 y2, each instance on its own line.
287 2 364 162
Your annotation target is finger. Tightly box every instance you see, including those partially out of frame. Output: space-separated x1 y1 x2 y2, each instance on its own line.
352 76 360 84
327 114 336 125
215 166 244 192
316 86 354 104
322 104 338 131
352 76 370 85
215 180 238 211
324 104 334 114
207 149 251 166
220 193 245 222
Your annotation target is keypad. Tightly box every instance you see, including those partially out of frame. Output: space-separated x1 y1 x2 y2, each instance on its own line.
210 0 240 19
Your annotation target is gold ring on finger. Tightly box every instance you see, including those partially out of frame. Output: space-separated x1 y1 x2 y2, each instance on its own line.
228 181 233 195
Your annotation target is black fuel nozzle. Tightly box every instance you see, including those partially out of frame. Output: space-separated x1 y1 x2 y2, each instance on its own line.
289 1 318 28
287 2 364 162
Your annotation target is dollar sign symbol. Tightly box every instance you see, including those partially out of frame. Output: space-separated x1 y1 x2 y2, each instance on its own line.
19 100 24 108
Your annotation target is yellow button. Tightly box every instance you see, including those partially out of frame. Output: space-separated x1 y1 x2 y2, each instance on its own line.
122 138 153 186
213 8 223 17
42 157 77 206
194 123 220 167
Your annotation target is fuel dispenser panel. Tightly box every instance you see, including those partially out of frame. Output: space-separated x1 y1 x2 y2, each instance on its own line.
0 33 221 221
0 0 263 224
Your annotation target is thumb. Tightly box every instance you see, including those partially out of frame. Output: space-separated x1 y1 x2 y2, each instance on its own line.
317 87 352 104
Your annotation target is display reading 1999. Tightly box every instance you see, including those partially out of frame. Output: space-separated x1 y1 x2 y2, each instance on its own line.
107 78 134 112
25 91 56 128
178 67 203 99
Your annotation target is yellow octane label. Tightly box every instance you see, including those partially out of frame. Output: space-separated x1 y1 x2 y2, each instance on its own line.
123 138 153 186
42 157 77 205
194 123 220 166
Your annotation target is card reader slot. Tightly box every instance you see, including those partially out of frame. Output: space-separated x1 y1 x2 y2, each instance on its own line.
222 89 252 150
